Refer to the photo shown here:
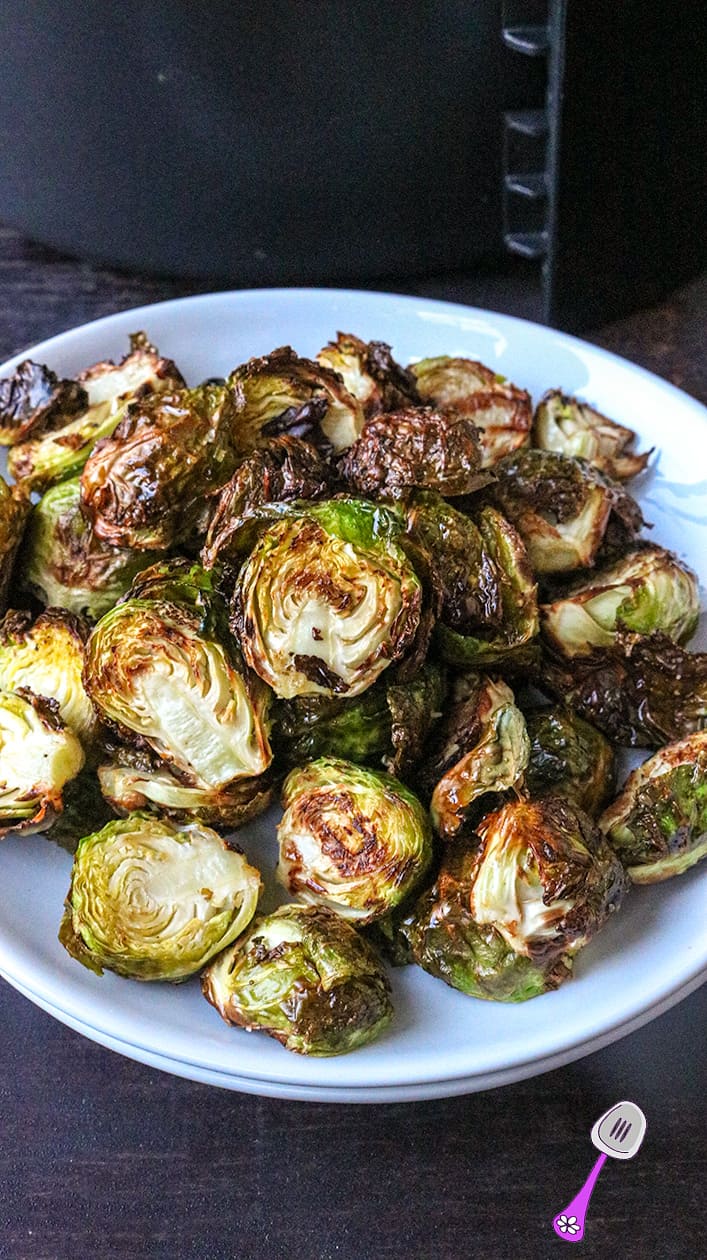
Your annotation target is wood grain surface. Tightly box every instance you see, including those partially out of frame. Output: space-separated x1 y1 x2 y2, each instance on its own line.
0 225 704 1260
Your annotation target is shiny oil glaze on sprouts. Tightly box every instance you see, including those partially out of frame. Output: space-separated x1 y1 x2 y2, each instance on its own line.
0 326 704 1056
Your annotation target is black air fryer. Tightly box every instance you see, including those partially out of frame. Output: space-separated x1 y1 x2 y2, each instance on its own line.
0 0 703 329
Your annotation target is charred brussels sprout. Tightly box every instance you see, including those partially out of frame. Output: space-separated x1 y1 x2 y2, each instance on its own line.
339 406 483 499
539 632 707 748
20 476 160 619
0 359 87 445
232 498 422 699
489 449 644 573
541 545 699 657
80 384 239 551
411 355 532 467
98 760 273 830
317 332 419 416
84 560 272 789
423 675 530 841
524 707 615 817
0 689 84 838
403 838 572 1001
8 334 185 491
276 757 433 923
202 904 393 1055
273 661 447 776
201 436 333 570
471 798 627 963
229 345 364 454
532 389 650 480
59 814 262 980
0 609 97 742
0 476 28 613
411 499 539 668
600 732 707 883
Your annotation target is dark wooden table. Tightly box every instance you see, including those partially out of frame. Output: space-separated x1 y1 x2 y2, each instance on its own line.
0 226 704 1260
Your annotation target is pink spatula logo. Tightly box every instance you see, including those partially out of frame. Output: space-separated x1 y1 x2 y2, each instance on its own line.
553 1101 647 1243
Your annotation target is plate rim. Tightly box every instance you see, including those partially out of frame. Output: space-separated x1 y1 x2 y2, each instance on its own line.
3 964 704 1103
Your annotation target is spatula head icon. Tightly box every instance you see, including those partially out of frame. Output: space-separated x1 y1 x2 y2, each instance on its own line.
591 1100 647 1160
553 1101 647 1241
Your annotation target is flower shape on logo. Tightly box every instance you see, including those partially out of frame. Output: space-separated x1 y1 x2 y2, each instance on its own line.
556 1215 580 1235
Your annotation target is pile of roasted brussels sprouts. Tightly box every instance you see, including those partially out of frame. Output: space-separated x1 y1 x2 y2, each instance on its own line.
1 330 705 1057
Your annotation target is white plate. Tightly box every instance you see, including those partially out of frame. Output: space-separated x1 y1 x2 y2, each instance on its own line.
1 287 706 1102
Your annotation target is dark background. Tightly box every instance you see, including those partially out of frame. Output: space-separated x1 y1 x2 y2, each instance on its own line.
0 227 705 1259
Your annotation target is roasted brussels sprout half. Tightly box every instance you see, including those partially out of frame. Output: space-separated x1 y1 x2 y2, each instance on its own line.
277 757 433 923
0 689 84 838
524 707 615 817
532 389 650 480
317 332 419 416
59 814 262 980
19 476 160 619
0 475 28 613
202 903 393 1055
339 406 482 499
229 345 364 454
471 798 627 962
412 501 539 668
600 732 707 883
0 609 97 742
423 675 530 841
84 560 272 787
541 545 700 657
489 449 644 573
0 359 87 445
8 334 185 491
411 355 532 466
539 632 707 748
98 760 273 829
274 661 446 777
201 436 333 570
232 498 422 699
80 384 239 551
402 837 573 1001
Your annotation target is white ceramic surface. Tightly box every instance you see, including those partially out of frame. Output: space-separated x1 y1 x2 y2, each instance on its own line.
1 288 705 1101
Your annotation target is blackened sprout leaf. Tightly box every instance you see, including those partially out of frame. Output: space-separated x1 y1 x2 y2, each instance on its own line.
0 360 87 446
